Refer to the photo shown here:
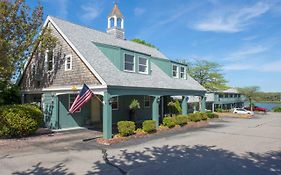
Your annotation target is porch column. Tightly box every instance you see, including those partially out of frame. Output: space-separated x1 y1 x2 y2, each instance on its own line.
212 102 215 112
103 92 112 139
200 96 206 112
152 96 160 128
181 96 188 115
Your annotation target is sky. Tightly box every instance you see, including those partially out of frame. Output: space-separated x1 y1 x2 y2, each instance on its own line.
27 0 281 92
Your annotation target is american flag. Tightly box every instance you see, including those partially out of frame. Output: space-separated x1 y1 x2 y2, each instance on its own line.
69 84 93 113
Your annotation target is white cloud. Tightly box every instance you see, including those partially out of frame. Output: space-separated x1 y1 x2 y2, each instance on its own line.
260 59 281 72
226 45 268 61
193 2 270 33
134 7 146 16
80 0 103 22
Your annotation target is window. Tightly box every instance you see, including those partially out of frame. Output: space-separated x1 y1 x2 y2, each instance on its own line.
180 66 186 79
69 94 81 112
111 96 118 110
45 50 54 71
124 54 135 72
172 65 179 78
65 55 72 71
144 96 150 108
138 57 148 74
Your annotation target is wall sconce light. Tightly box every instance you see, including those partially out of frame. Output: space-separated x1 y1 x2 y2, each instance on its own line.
156 97 160 103
108 99 113 105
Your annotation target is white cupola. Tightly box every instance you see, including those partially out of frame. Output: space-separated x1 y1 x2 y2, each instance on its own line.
106 3 125 39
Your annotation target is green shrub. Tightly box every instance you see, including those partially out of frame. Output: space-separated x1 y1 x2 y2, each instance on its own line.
206 112 219 119
117 121 136 136
198 112 208 121
0 104 43 138
273 106 281 112
142 120 156 133
163 117 176 128
187 113 201 122
215 108 223 112
173 115 188 126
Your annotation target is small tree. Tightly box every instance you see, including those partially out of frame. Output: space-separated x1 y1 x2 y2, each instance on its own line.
238 86 260 111
131 38 157 49
129 99 140 121
167 100 182 114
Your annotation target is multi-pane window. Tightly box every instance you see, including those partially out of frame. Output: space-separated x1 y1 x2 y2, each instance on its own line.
138 57 148 74
144 96 150 108
124 54 135 72
65 55 72 71
172 65 179 78
111 96 118 110
45 50 54 71
69 94 81 112
180 66 186 79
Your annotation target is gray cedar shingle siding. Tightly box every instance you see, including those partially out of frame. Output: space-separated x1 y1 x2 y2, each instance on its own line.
50 16 205 92
20 22 101 91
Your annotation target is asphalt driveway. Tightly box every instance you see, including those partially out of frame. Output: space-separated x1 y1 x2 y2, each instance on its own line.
0 112 280 175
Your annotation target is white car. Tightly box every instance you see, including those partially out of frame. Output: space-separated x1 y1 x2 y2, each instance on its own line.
233 108 254 115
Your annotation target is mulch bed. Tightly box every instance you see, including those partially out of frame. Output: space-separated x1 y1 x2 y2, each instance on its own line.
96 120 209 145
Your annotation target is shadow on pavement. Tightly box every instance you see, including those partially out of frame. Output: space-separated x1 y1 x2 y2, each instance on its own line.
88 145 281 175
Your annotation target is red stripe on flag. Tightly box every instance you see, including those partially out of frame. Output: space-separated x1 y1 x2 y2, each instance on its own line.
69 89 93 113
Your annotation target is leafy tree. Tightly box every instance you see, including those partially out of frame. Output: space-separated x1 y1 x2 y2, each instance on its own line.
0 0 56 105
131 38 157 49
185 60 228 91
237 86 260 111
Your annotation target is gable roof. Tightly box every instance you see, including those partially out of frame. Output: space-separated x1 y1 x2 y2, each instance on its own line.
46 16 206 92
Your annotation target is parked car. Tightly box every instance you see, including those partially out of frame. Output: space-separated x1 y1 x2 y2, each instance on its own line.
233 108 254 115
244 106 267 112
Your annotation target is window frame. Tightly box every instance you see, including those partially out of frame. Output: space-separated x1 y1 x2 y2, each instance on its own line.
138 57 148 74
65 54 73 71
144 96 150 108
172 64 179 78
179 66 186 79
124 53 135 72
45 49 55 72
111 96 119 110
69 94 81 113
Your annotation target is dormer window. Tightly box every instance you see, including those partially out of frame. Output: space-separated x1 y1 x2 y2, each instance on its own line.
180 66 186 79
172 65 179 78
124 54 135 72
138 57 148 74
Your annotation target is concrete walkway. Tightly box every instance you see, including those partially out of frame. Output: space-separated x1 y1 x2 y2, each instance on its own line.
0 112 280 175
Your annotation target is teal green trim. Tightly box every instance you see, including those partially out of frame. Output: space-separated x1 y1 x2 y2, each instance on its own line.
151 57 172 77
108 86 206 96
200 96 206 112
182 96 188 115
152 96 160 128
103 91 112 139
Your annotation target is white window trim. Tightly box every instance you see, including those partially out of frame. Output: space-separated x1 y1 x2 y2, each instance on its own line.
138 57 148 74
45 49 55 72
144 96 150 108
111 96 119 110
69 94 81 113
65 54 73 71
172 64 179 78
180 66 186 79
124 53 135 72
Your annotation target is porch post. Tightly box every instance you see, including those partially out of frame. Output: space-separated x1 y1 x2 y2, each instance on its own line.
152 96 160 128
103 91 112 139
200 96 206 112
212 102 215 112
181 96 188 115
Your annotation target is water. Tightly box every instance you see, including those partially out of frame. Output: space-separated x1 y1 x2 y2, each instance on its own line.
255 102 281 111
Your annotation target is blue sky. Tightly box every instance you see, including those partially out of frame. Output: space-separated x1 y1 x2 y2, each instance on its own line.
28 0 281 92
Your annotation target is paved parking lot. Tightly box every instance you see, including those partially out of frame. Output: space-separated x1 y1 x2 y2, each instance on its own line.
0 112 280 175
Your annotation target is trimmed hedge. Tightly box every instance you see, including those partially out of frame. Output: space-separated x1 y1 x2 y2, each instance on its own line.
198 112 208 121
0 104 43 138
163 117 176 128
206 112 219 119
273 106 281 112
142 120 156 133
117 121 136 136
187 113 201 122
173 115 188 126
